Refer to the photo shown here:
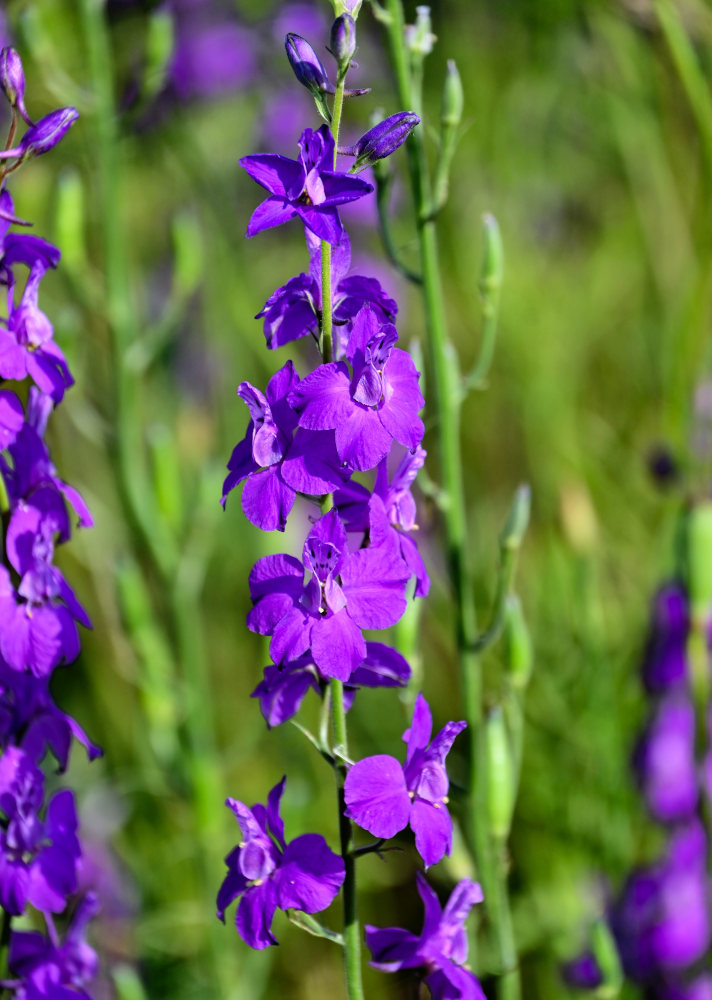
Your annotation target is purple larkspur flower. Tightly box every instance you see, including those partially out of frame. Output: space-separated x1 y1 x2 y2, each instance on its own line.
4 891 99 999
216 777 345 949
247 505 409 681
344 693 466 867
0 192 60 267
0 747 81 916
289 305 424 471
561 951 604 990
221 360 346 531
634 695 697 823
335 445 429 596
642 583 689 693
170 16 256 100
612 822 711 982
257 230 397 354
239 125 373 245
659 974 712 1000
0 662 101 771
366 872 485 1000
252 640 410 727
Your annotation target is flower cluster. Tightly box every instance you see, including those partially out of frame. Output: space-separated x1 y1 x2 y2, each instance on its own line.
566 581 712 999
217 12 482 998
0 47 100 1000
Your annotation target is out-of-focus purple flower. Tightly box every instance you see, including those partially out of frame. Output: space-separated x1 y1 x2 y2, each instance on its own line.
247 506 409 681
0 47 31 125
366 872 485 999
170 21 256 100
284 34 334 96
345 693 466 867
252 641 410 727
0 747 81 916
562 951 604 990
642 584 689 693
612 822 711 982
335 445 430 597
350 112 420 172
216 777 345 949
260 90 313 153
257 230 397 354
240 125 373 244
6 891 99 999
272 4 328 45
659 974 712 1000
289 305 424 471
221 361 347 531
0 108 78 162
634 695 697 823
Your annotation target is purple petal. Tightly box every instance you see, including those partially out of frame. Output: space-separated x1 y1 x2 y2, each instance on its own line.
344 755 411 838
335 405 393 470
240 154 304 197
426 961 487 1000
266 777 286 850
341 548 408 629
252 660 320 727
216 868 247 922
415 870 444 941
350 642 411 689
295 205 343 245
248 554 303 601
311 609 365 681
236 879 279 949
281 429 346 496
290 363 352 431
320 171 374 206
365 924 422 971
241 467 295 532
428 720 468 766
441 880 484 964
246 197 298 237
0 390 23 448
275 833 345 913
410 799 452 868
404 693 433 757
270 606 312 664
221 436 255 508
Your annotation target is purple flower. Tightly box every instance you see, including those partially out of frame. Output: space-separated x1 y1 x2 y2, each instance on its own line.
659 975 712 1000
221 361 346 531
252 641 410 727
634 695 698 823
561 951 604 990
0 747 81 916
612 822 711 982
344 693 466 867
335 445 429 596
170 19 256 100
240 125 373 244
350 112 420 172
5 891 99 999
642 584 689 693
216 777 345 949
365 872 485 1000
289 305 424 471
0 108 78 162
246 506 409 681
257 230 397 353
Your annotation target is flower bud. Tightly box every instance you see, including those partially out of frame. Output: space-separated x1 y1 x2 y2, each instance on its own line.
351 111 420 172
441 59 463 128
504 595 533 692
18 106 79 159
0 48 31 124
405 6 437 57
284 33 334 96
329 15 357 73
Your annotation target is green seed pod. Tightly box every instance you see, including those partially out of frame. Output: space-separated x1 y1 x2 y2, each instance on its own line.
486 707 516 841
685 501 712 626
591 918 623 999
504 595 533 691
441 60 463 129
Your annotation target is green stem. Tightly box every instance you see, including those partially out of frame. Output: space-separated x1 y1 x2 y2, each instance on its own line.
331 680 364 1000
380 4 520 996
320 79 347 363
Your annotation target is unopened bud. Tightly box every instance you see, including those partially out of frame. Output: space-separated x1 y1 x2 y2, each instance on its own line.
405 6 437 57
17 107 78 159
441 59 463 128
0 48 31 124
330 15 357 73
351 111 420 171
285 33 334 96
332 0 363 14
500 483 530 551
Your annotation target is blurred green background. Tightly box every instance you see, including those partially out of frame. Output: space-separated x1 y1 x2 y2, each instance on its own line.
5 0 712 996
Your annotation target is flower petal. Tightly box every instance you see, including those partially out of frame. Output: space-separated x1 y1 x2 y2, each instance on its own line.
344 755 411 838
275 833 345 913
410 798 453 869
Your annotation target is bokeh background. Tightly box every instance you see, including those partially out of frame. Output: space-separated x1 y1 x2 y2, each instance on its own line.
4 0 711 996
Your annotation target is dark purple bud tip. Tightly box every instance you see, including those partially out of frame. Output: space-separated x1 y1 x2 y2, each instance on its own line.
351 111 420 171
285 33 335 97
329 15 357 71
18 106 78 158
0 48 31 124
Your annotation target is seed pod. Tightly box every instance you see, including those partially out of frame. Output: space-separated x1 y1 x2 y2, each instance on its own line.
504 595 533 692
441 59 463 129
685 501 712 626
486 707 516 841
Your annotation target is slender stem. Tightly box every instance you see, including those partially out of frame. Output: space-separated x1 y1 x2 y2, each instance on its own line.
320 78 346 364
379 4 520 996
332 679 364 1000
